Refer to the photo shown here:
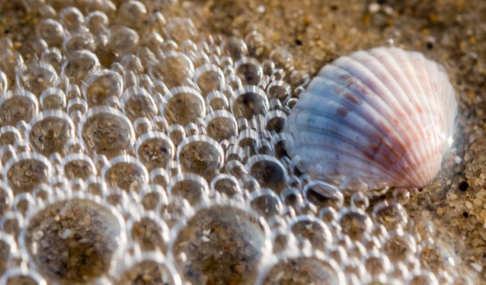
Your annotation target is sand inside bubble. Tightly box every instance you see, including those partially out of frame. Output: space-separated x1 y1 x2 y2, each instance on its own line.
172 205 267 285
81 112 133 157
261 257 340 285
24 199 122 284
137 137 174 171
116 260 176 285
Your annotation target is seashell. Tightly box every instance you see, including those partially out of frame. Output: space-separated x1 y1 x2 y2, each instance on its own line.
286 47 457 190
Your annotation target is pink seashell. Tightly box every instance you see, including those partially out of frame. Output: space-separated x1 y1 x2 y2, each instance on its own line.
286 47 457 190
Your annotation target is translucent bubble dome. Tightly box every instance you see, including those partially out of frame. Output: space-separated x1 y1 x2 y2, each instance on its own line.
0 0 478 284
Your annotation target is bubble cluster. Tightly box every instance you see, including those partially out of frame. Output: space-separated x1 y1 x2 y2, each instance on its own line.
0 0 473 285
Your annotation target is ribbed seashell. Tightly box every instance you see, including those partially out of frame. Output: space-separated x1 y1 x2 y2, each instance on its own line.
286 47 457 190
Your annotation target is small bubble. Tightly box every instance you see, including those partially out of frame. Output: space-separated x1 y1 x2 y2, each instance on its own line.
161 86 206 126
0 89 39 126
63 33 96 53
383 231 417 263
235 57 263 86
338 207 373 241
40 88 67 110
82 69 124 106
62 50 100 84
166 18 198 44
136 132 174 171
245 31 265 57
193 64 225 96
116 257 180 285
168 173 209 205
121 87 158 121
210 174 242 198
170 203 269 285
101 155 149 192
27 111 74 156
37 19 66 47
177 135 224 180
80 107 135 158
303 181 344 209
249 190 283 219
23 198 125 284
231 86 269 120
290 215 332 250
270 48 293 70
108 26 140 55
257 252 344 285
129 215 168 251
85 11 109 33
59 7 85 32
221 37 249 60
62 154 97 180
5 152 52 194
116 1 148 29
150 52 194 88
17 62 58 95
372 200 408 230
246 155 288 192
350 192 370 210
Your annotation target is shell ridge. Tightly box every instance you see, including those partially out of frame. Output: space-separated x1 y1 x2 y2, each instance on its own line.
294 96 396 150
339 53 432 185
422 58 447 161
292 95 413 177
319 64 410 145
293 111 394 165
410 53 444 181
429 60 457 145
326 60 424 185
395 49 451 183
294 121 413 184
311 71 412 156
296 78 418 177
319 63 425 185
387 49 438 182
295 139 400 184
297 146 400 185
347 50 430 185
366 48 435 184
431 62 447 131
287 47 457 190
